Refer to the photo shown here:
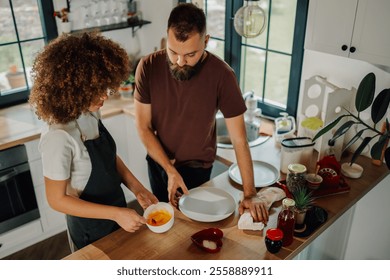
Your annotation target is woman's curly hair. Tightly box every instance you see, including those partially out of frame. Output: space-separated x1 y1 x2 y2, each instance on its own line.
29 32 130 124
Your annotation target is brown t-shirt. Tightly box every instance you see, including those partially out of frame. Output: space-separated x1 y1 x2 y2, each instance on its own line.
134 50 246 168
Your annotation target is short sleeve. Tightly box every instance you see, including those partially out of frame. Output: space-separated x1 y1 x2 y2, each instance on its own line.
39 129 74 181
218 67 246 118
134 56 151 104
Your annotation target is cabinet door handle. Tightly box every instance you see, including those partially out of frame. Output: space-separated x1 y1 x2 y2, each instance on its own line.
341 44 348 51
350 46 356 53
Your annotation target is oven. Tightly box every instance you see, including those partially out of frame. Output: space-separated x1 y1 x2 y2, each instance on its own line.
0 145 40 234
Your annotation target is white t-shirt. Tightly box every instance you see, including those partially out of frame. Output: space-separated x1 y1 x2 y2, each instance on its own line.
39 112 101 197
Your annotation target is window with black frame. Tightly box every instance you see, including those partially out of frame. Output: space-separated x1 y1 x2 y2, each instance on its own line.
182 0 308 118
0 0 56 108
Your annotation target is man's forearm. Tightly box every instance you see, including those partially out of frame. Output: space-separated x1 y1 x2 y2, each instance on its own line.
234 141 257 197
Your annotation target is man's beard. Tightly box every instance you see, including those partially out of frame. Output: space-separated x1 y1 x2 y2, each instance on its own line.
167 53 205 81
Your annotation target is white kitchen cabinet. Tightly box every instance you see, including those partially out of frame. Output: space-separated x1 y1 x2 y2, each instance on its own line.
25 139 67 234
305 0 390 67
124 115 150 192
102 114 130 167
344 174 390 259
102 114 150 204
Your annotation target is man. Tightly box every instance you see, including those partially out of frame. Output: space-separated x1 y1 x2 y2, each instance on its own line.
134 3 268 222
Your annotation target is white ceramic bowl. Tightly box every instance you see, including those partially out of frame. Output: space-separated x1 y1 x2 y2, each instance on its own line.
143 202 174 233
306 173 323 190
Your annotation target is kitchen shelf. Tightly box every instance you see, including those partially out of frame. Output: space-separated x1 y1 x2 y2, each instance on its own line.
71 20 151 37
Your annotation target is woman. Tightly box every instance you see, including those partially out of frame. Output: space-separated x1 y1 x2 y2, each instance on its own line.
29 32 158 251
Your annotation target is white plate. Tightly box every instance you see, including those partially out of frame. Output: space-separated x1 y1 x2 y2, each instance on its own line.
178 187 236 222
228 160 279 188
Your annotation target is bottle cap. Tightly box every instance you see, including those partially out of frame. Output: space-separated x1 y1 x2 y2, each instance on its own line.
266 228 283 241
287 163 307 174
282 198 296 208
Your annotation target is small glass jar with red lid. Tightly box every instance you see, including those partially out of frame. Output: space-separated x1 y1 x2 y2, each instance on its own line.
265 228 283 253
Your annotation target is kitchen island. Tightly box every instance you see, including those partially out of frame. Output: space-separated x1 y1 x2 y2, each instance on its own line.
1 98 389 260
63 133 389 260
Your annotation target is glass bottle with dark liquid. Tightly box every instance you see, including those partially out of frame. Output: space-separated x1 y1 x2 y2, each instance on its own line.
277 198 296 246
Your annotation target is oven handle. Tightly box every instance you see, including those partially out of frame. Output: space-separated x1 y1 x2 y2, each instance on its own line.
0 163 30 183
0 169 18 183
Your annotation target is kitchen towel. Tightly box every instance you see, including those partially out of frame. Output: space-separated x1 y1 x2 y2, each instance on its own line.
238 187 286 230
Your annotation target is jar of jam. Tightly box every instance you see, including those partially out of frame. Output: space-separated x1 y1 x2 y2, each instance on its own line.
277 198 296 247
286 163 307 193
265 228 283 253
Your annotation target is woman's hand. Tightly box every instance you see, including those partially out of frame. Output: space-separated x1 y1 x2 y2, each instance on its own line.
114 207 147 233
239 195 269 224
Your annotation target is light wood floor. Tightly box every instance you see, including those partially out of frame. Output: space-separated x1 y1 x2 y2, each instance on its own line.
1 231 71 260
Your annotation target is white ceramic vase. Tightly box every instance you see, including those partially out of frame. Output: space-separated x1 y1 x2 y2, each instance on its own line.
59 21 72 34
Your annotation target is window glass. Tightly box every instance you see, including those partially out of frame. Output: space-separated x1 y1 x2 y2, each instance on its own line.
207 38 224 60
0 0 47 102
14 0 44 41
21 40 45 88
205 0 225 39
239 0 299 114
268 0 297 54
0 0 17 42
240 46 265 99
204 0 225 59
264 51 291 108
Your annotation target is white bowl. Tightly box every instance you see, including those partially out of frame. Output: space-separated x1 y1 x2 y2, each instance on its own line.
143 202 174 233
306 173 323 190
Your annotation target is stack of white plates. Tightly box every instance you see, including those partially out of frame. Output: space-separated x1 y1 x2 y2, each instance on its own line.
228 160 279 188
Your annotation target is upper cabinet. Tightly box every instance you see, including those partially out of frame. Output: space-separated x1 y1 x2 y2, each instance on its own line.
305 0 390 67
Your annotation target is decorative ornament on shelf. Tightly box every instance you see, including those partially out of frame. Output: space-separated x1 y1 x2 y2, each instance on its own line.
313 72 390 169
54 8 71 34
234 0 266 38
54 8 69 22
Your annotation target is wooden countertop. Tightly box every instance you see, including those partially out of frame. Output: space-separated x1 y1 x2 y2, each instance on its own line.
2 99 388 260
63 136 389 260
0 96 135 151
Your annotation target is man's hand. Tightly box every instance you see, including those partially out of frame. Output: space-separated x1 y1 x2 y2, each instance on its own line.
166 168 189 207
239 195 269 223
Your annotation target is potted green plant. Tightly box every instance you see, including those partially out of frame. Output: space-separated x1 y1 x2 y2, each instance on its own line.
292 186 315 226
313 72 390 169
6 64 26 89
119 74 135 100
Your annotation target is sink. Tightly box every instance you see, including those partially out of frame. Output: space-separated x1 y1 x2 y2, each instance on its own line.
216 114 270 149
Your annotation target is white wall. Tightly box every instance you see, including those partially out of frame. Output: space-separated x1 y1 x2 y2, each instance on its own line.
299 50 390 98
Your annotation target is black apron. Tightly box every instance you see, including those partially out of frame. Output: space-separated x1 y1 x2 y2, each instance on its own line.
67 117 126 250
